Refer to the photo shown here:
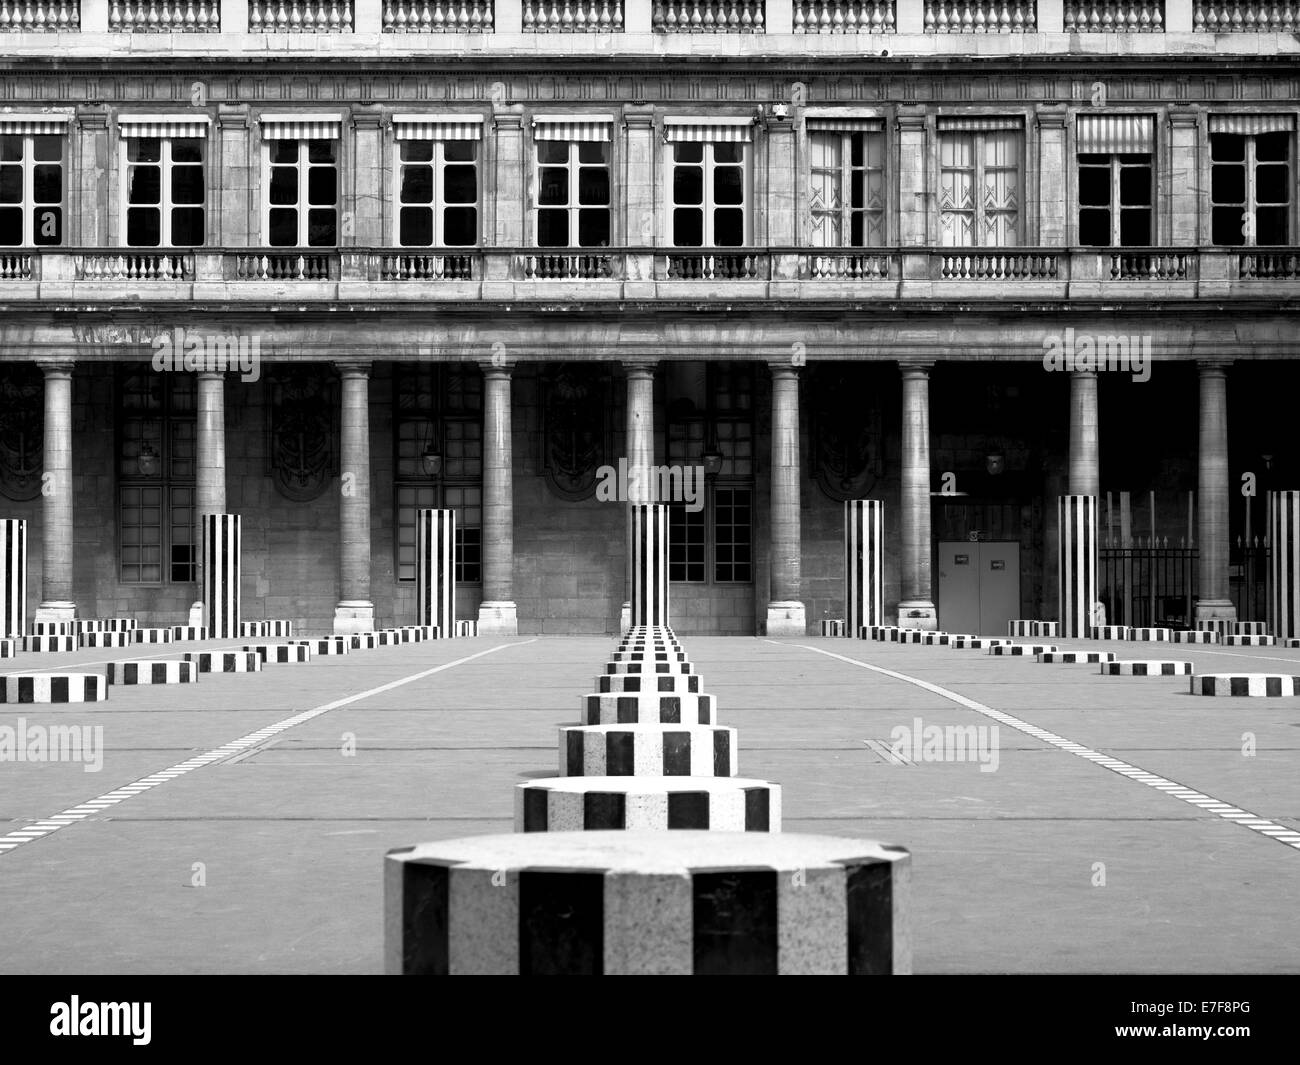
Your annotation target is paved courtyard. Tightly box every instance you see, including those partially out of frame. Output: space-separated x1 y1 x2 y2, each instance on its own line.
2 633 1298 974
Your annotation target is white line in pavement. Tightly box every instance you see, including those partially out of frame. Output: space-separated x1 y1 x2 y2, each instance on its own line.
788 642 1300 854
0 640 536 857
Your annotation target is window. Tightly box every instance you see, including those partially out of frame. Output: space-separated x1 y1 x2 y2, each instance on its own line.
117 368 196 584
266 139 337 247
1078 154 1153 247
939 126 1022 247
394 366 483 584
537 140 611 247
667 363 754 584
397 139 478 247
671 141 746 247
1211 128 1291 247
808 126 885 248
0 131 63 247
123 137 205 247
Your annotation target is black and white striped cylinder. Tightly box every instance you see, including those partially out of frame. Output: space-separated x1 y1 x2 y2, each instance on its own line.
79 631 133 648
819 620 846 637
605 660 694 676
583 691 716 726
416 509 456 637
630 503 670 628
1196 619 1233 639
96 618 138 632
1172 629 1215 644
1234 621 1268 636
1192 673 1300 697
845 499 884 635
244 643 312 664
597 672 701 694
202 514 241 639
1037 650 1116 664
1268 491 1300 639
454 620 477 637
1101 660 1194 676
294 637 350 656
385 831 910 975
1058 494 1097 639
184 651 261 673
0 673 107 703
134 628 173 644
30 621 74 635
990 643 1059 656
560 725 739 777
23 634 76 652
1223 634 1276 646
0 518 26 639
0 638 14 657
171 626 207 641
106 660 197 685
516 778 778 833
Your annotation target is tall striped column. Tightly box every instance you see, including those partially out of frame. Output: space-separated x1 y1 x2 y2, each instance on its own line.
417 508 456 636
1 519 26 639
1059 495 1097 639
845 500 883 636
630 503 669 628
1268 491 1300 640
202 514 241 639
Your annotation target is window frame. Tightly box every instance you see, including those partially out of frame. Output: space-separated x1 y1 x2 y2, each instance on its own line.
261 137 339 249
394 136 480 249
668 139 750 249
1077 151 1155 248
0 131 65 248
807 127 887 249
1209 129 1293 248
937 126 1024 248
120 135 206 249
534 137 612 249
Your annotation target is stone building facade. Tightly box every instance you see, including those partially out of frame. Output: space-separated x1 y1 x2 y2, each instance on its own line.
0 2 1297 635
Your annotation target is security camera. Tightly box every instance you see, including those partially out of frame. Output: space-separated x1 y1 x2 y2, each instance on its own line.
772 103 789 120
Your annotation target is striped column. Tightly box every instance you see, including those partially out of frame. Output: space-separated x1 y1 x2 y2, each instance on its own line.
1 519 26 639
202 514 241 639
1059 495 1098 639
845 500 884 636
1268 490 1300 641
630 503 669 628
417 508 456 636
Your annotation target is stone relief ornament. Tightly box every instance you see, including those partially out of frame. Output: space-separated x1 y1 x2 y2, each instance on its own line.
0 365 43 501
267 366 337 502
543 365 610 501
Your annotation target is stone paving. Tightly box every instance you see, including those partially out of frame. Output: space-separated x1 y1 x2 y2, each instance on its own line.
1 632 1298 974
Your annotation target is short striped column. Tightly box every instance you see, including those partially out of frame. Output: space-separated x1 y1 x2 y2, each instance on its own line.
1 519 26 639
184 651 261 673
134 629 173 644
630 503 669 629
845 500 884 636
106 661 196 685
385 831 910 975
202 514 241 639
1058 495 1097 639
454 620 477 637
819 620 846 637
23 634 76 652
1192 673 1300 697
244 644 312 664
79 631 133 648
0 673 107 703
170 627 207 642
1268 491 1300 641
416 509 456 637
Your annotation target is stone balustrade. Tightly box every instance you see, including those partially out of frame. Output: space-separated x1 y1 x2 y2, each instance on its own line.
1063 0 1163 29
381 0 493 29
109 0 220 29
793 0 896 30
522 0 622 29
0 0 79 28
924 0 1037 30
651 0 765 31
1193 0 1297 28
248 0 353 30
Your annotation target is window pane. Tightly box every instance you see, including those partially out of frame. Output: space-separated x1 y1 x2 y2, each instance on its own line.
307 167 336 206
537 208 568 247
1079 165 1111 207
1212 164 1245 205
1212 206 1245 246
268 207 298 246
127 138 161 163
1255 206 1288 245
673 165 702 206
128 166 160 206
1255 131 1289 163
307 208 336 246
0 135 20 162
443 206 476 246
307 140 335 164
399 206 433 246
126 207 161 247
1209 134 1245 163
444 164 477 205
269 166 298 206
171 165 205 206
673 142 703 164
171 139 203 164
539 167 568 206
537 141 568 165
578 167 609 206
170 207 204 246
1079 208 1111 246
713 142 742 165
444 141 475 163
33 205 61 245
577 208 609 247
270 140 298 164
400 140 432 163
0 207 21 245
714 208 743 246
401 164 434 205
577 141 607 164
713 166 743 206
673 207 702 247
1118 209 1151 246
0 165 19 204
1255 163 1289 204
1119 165 1151 207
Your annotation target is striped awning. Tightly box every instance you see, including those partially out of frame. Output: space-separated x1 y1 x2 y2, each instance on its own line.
118 115 211 139
392 114 484 141
532 115 613 142
1209 113 1296 135
937 116 1024 132
0 113 70 135
1077 114 1155 154
260 114 343 141
663 117 754 143
805 117 884 133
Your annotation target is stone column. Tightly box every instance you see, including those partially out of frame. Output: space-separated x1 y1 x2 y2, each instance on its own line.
195 371 227 627
492 111 525 248
764 113 796 247
333 361 375 635
898 363 937 629
350 107 386 247
34 360 76 623
477 363 518 635
1168 109 1201 247
622 106 657 247
1068 371 1099 496
1036 106 1069 248
766 364 805 636
620 362 656 632
73 108 109 247
1196 361 1236 621
896 110 929 248
216 107 251 248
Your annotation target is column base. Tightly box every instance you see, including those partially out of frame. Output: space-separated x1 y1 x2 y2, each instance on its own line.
1195 600 1238 623
33 602 76 624
618 602 631 633
764 601 807 637
477 601 518 636
895 601 938 631
333 602 375 636
188 601 205 627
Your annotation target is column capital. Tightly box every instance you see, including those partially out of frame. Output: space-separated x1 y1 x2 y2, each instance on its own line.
477 359 515 376
767 361 801 380
1198 358 1233 374
350 108 386 131
899 360 935 379
216 106 249 130
622 359 658 379
34 358 75 377
1167 107 1202 128
1069 369 1099 380
492 112 525 131
334 359 372 377
75 106 109 131
895 108 928 132
621 105 656 129
1035 104 1069 130
195 369 226 383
